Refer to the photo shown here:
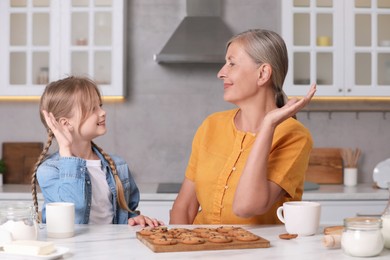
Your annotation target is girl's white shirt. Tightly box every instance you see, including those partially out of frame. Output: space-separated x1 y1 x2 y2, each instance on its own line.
86 159 114 224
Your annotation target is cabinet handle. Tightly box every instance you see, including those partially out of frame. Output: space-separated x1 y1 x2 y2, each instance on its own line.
347 88 351 92
338 89 343 92
356 213 381 217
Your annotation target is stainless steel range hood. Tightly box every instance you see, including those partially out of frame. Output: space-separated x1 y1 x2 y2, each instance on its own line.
153 0 233 64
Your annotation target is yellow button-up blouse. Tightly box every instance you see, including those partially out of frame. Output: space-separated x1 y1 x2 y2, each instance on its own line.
185 109 313 224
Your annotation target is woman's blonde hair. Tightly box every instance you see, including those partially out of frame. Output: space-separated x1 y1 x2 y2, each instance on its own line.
31 76 131 216
227 29 289 108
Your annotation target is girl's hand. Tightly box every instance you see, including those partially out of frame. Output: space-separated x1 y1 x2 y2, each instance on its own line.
42 110 73 156
264 83 316 128
128 215 164 227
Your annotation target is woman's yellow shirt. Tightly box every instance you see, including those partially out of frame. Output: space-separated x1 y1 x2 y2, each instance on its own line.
185 109 313 224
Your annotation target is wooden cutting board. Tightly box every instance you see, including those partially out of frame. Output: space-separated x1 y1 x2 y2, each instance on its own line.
305 148 343 184
2 142 43 184
136 228 270 253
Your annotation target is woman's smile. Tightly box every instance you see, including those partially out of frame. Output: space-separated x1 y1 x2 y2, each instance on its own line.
223 83 233 89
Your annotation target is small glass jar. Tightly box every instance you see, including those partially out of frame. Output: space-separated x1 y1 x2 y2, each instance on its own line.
341 217 384 257
0 201 38 240
37 67 49 85
382 182 390 249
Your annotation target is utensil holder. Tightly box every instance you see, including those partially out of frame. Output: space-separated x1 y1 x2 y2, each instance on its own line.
344 168 357 186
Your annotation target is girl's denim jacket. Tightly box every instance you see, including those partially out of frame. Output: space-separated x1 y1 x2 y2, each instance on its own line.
37 147 140 224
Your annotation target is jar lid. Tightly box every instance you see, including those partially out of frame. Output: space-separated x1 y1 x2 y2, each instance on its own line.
0 201 34 219
344 217 382 230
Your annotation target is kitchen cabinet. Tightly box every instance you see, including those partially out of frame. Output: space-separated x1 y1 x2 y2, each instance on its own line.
309 200 387 225
302 183 389 225
282 0 390 98
0 0 125 98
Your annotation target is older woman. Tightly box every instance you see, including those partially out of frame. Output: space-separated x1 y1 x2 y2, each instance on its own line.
170 29 316 225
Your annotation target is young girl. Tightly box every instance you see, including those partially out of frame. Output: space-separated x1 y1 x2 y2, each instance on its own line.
31 76 162 226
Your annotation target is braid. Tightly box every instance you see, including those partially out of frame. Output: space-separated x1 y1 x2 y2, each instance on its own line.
31 130 54 216
91 142 133 212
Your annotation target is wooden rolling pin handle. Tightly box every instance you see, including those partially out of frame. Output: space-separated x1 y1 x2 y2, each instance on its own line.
322 235 341 249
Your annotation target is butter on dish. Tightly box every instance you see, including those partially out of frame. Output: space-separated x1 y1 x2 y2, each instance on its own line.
3 240 55 255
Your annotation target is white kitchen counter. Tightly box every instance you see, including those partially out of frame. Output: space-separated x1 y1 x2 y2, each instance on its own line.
1 183 388 202
0 184 45 201
10 224 386 259
302 183 389 201
0 183 177 201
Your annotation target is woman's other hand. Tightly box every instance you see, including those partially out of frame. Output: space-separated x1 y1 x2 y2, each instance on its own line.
128 215 164 227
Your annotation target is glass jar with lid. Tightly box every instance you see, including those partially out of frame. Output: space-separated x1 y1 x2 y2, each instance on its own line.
341 217 384 257
0 201 38 240
382 182 390 249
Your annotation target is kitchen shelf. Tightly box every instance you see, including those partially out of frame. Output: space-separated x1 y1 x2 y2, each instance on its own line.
0 0 125 98
282 0 390 98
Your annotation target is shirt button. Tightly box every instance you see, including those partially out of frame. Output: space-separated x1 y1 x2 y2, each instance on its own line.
87 181 91 185
225 186 228 189
240 149 244 152
232 167 236 171
220 205 223 208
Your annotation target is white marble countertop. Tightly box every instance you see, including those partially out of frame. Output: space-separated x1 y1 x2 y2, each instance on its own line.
1 183 388 202
26 224 389 259
301 183 389 201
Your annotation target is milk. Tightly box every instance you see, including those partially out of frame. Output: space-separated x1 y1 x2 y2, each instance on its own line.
382 215 390 249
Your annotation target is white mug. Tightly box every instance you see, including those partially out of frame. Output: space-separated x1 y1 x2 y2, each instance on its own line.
276 201 321 236
46 202 75 238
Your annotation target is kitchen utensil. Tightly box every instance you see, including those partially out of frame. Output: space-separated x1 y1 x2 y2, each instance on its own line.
344 168 358 187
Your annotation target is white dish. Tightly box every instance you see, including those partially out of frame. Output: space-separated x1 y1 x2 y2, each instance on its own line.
373 158 390 189
0 246 69 259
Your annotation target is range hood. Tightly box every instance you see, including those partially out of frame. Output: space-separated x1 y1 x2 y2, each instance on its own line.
153 0 233 64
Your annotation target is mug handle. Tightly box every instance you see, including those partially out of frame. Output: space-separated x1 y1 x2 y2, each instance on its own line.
276 206 285 223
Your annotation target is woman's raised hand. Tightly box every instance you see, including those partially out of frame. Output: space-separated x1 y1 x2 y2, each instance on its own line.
42 110 73 157
264 83 316 128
